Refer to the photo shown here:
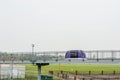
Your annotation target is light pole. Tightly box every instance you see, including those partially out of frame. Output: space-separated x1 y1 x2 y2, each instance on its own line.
32 44 35 55
10 54 14 80
31 44 35 64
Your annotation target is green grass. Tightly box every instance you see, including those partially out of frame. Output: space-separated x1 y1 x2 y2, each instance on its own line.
23 63 120 75
42 63 120 74
1 64 120 80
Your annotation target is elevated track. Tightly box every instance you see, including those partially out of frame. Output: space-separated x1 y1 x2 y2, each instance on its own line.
0 50 120 64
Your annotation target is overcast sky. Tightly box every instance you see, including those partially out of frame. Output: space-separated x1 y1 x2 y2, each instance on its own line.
0 0 120 52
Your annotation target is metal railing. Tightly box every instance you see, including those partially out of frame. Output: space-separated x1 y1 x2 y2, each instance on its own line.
0 50 120 64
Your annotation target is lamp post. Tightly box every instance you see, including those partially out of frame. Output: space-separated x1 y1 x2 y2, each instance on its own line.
31 44 35 64
10 54 14 80
32 44 35 55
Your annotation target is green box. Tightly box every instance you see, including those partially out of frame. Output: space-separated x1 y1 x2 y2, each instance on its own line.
41 75 53 80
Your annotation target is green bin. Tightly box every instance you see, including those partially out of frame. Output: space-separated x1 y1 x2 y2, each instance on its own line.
41 75 53 80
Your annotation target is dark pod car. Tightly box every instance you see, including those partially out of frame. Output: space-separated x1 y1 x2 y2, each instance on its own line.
65 50 86 58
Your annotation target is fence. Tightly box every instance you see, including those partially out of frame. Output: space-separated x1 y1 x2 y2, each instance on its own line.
49 70 120 80
0 64 25 79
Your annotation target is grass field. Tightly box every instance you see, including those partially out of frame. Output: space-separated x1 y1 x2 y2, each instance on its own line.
25 63 120 75
1 63 120 80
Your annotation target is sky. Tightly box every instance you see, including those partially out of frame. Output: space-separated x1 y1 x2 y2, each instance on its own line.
0 0 120 52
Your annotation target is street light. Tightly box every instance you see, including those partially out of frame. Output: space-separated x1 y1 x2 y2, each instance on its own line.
10 54 14 80
32 44 35 55
31 44 35 64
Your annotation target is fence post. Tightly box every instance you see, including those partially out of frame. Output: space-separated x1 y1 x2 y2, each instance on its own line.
89 71 91 75
49 71 53 75
61 71 63 74
74 76 76 80
64 74 67 79
101 70 103 75
75 70 77 75
62 74 64 79
67 74 69 80
57 73 59 77
113 70 116 75
90 78 92 80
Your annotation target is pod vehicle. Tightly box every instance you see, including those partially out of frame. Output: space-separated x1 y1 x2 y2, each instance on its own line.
65 50 86 59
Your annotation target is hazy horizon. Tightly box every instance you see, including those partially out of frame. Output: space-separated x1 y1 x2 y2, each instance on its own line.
0 0 120 52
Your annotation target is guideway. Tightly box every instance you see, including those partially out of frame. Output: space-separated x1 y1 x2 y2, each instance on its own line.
36 63 49 80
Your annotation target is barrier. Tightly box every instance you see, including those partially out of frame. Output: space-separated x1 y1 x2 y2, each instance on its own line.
50 70 120 80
